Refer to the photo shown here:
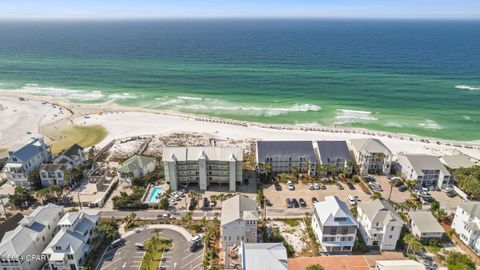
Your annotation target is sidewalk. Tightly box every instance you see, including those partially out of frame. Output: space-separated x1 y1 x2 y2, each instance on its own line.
119 223 193 241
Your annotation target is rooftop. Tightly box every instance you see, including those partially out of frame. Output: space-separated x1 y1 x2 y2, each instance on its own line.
357 199 403 226
313 196 357 227
316 140 352 164
221 195 258 226
376 260 425 270
40 163 68 172
118 155 156 174
440 154 475 169
400 154 450 176
256 140 316 162
242 242 288 270
163 146 243 162
288 256 369 270
459 201 480 220
8 137 48 163
408 210 444 234
350 138 392 156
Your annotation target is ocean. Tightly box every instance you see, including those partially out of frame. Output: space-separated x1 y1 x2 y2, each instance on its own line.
0 20 479 141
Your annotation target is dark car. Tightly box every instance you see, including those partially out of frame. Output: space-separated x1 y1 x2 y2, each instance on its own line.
286 198 293 208
265 199 273 206
189 197 197 208
274 181 282 191
299 198 307 207
311 197 318 203
364 175 375 182
447 190 457 197
398 185 408 192
421 196 435 204
189 241 203 252
347 183 355 190
337 182 344 190
292 199 300 208
203 197 209 208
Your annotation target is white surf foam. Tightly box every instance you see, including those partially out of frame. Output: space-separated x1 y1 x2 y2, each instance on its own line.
177 96 202 100
463 115 472 121
418 119 442 130
384 121 404 128
108 92 138 100
17 84 105 101
334 109 378 124
455 85 480 91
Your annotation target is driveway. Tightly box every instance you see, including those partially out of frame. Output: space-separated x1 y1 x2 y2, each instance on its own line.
429 190 465 214
375 176 410 203
98 228 203 270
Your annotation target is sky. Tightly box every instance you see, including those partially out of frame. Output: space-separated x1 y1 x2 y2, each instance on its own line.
0 0 479 20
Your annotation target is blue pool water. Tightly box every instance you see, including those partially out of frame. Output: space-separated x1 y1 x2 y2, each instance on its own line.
148 187 164 203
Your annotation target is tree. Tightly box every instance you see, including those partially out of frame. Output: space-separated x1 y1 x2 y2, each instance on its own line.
459 175 480 200
446 251 475 270
306 264 325 270
152 228 163 238
27 169 42 190
182 211 193 229
430 200 440 213
9 187 35 208
95 218 119 241
403 233 423 256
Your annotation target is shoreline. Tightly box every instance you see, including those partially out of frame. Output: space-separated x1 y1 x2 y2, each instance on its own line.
1 91 479 160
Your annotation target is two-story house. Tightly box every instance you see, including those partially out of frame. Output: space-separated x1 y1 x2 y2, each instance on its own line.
256 141 317 176
452 201 480 254
39 164 70 187
221 195 258 251
398 154 451 189
311 196 358 253
53 144 85 170
349 138 393 175
357 199 403 250
316 140 353 175
408 210 444 241
43 210 100 270
0 204 64 270
3 137 52 187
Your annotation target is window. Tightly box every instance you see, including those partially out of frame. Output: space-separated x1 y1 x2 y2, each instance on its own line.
329 227 337 234
391 226 395 231
67 255 74 260
341 227 348 235
389 235 393 239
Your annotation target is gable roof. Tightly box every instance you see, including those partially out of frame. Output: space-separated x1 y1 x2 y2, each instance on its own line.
408 211 444 234
350 138 392 156
400 154 450 176
242 242 288 270
163 147 243 162
221 195 258 226
317 141 352 164
40 163 69 172
459 201 480 220
376 260 425 270
61 144 83 160
440 154 475 169
0 213 24 240
9 137 48 162
357 199 403 225
118 155 156 174
256 141 316 163
313 196 357 226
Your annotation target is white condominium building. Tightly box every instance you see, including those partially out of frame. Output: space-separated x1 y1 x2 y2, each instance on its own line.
357 199 403 250
0 204 64 270
452 201 480 255
398 154 452 189
349 138 393 175
163 147 243 191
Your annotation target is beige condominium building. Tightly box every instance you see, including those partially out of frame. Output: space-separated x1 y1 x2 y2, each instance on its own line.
163 147 243 191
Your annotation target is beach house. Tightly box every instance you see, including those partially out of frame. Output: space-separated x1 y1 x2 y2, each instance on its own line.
163 147 243 191
349 138 393 175
356 199 403 250
39 163 70 187
221 195 258 251
237 242 288 270
452 201 480 254
0 204 64 270
3 137 52 187
408 210 444 241
43 210 100 270
117 155 156 185
397 154 451 189
316 140 353 175
256 141 317 176
53 144 85 170
311 196 358 253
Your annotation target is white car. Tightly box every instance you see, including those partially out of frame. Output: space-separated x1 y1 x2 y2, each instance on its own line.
307 183 314 190
442 187 453 193
287 181 295 190
191 234 204 244
347 195 357 206
313 183 320 190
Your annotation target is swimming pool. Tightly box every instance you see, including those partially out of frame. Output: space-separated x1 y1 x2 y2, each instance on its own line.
147 187 164 203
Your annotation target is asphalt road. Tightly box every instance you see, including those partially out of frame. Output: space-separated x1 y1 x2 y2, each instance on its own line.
98 228 203 270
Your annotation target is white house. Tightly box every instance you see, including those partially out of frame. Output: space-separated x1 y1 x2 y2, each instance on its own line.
117 155 156 185
256 141 317 176
316 140 353 175
0 204 64 270
53 144 85 170
3 137 52 187
375 260 425 270
408 211 444 241
221 195 258 251
43 210 100 270
164 147 243 192
349 138 393 175
398 154 451 189
39 164 70 187
357 200 404 250
311 195 358 253
452 201 480 254
237 242 287 270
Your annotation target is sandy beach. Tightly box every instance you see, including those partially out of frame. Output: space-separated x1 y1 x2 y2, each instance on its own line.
1 92 480 160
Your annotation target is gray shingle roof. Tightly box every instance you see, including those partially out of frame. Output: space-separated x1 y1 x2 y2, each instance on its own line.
256 141 316 163
221 195 258 226
409 210 444 234
358 199 403 225
459 201 480 220
118 155 156 174
316 141 352 164
313 196 357 226
350 138 392 156
401 154 451 176
40 163 68 172
242 242 288 270
440 154 475 169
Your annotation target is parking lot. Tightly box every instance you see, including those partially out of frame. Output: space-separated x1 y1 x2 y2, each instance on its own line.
263 181 372 210
375 176 411 203
429 190 464 214
98 228 203 270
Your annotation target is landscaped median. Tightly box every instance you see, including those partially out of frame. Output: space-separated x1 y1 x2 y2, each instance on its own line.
140 237 173 270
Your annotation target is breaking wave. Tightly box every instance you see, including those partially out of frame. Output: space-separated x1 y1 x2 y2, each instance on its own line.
455 85 480 91
418 119 442 130
334 109 378 124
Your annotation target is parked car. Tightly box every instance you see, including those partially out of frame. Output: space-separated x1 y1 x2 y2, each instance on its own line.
398 185 408 192
308 183 315 190
313 183 320 190
447 190 457 197
286 198 293 208
311 197 318 203
274 181 282 191
319 184 326 189
189 240 203 252
347 182 355 190
203 197 209 208
191 234 203 244
292 198 300 208
265 199 273 206
287 181 295 191
364 175 375 182
347 195 357 206
336 182 344 190
299 198 307 207
442 187 453 193
210 200 217 207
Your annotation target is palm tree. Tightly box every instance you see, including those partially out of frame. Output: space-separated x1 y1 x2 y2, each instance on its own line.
152 228 163 238
410 239 423 256
35 188 50 204
403 233 415 254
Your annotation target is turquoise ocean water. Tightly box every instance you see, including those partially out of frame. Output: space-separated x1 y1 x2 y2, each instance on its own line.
0 20 479 141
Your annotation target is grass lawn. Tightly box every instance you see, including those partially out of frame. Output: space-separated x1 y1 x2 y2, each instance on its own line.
140 238 173 270
49 125 107 153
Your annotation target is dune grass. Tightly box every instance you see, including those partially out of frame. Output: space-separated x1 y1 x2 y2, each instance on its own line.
50 125 107 154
